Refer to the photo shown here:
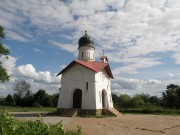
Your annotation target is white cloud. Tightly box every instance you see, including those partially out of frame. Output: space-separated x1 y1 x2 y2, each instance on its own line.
111 77 164 96
6 31 28 42
172 53 180 64
144 79 161 85
1 0 180 73
113 57 161 75
1 0 180 97
28 81 60 95
0 84 6 91
0 55 17 74
111 77 144 94
15 64 61 84
0 56 61 96
49 41 76 53
60 65 67 70
143 78 180 96
33 48 41 53
166 73 174 78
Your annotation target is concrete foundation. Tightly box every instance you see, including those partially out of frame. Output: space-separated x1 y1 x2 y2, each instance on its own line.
57 108 121 117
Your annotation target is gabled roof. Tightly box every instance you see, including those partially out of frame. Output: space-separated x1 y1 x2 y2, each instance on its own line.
57 60 114 79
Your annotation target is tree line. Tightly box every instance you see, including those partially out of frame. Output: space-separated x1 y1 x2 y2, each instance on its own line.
0 79 59 107
1 80 180 110
112 84 180 110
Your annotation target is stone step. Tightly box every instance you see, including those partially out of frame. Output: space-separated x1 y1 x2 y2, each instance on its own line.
110 109 122 117
102 108 122 117
59 109 78 117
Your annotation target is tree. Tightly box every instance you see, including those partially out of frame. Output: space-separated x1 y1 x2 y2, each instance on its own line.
34 89 52 107
50 93 59 107
6 94 14 105
118 94 132 108
14 79 31 98
162 84 180 108
131 95 144 108
13 93 22 106
139 93 150 104
149 96 161 105
0 25 10 82
111 93 119 108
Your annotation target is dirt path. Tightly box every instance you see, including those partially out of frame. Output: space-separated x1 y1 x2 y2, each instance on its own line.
13 113 180 135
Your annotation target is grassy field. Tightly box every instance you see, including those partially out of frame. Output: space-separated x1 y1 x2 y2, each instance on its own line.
0 106 56 112
1 105 180 115
119 105 180 115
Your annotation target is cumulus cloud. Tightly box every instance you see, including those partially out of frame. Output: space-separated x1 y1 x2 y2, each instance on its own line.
166 73 174 78
0 55 17 74
111 77 144 96
111 77 163 96
1 0 180 96
15 64 60 84
172 53 180 64
113 57 161 75
0 56 60 96
1 0 180 74
144 79 161 85
0 84 6 91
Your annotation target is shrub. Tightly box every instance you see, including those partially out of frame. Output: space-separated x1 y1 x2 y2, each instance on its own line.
0 110 19 134
0 110 82 135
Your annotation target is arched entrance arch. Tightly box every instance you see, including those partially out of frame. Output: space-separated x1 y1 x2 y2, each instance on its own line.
102 90 108 108
73 89 82 108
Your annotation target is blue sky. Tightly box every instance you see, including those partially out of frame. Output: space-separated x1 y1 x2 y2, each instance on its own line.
1 0 180 97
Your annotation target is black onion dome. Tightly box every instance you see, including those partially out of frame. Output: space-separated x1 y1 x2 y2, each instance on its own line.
78 31 94 49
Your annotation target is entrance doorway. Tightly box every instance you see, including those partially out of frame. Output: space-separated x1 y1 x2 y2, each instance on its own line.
73 89 82 108
102 90 107 108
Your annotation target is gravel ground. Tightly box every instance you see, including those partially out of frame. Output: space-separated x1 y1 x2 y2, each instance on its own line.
13 112 180 135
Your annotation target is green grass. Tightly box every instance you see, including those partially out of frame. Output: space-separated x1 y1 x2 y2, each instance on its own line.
119 105 180 115
49 124 82 135
2 105 180 115
0 106 56 112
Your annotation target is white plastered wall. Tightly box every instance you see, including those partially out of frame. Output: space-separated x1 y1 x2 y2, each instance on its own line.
57 64 97 109
95 69 113 109
78 46 95 61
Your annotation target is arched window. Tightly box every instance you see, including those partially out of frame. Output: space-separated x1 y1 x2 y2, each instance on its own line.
86 82 88 90
102 90 108 108
99 91 101 103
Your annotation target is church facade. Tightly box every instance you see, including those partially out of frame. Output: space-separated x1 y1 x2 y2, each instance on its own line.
57 30 120 116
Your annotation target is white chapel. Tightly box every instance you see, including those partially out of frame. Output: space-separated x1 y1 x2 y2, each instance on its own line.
57 30 120 116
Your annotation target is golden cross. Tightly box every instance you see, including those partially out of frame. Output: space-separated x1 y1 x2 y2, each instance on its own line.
83 23 88 32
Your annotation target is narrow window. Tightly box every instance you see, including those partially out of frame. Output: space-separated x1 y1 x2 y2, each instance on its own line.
110 94 111 102
88 51 90 58
86 82 88 90
99 91 101 103
82 52 84 58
